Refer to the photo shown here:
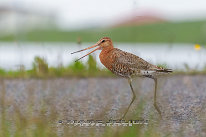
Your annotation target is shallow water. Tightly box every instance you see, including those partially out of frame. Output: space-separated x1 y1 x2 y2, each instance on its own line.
0 42 205 70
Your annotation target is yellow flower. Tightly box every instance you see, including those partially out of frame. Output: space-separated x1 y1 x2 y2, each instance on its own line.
194 44 201 51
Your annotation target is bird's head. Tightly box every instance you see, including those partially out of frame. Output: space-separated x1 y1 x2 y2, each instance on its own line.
71 37 113 62
97 37 113 49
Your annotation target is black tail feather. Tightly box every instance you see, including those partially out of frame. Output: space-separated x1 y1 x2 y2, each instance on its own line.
156 69 173 73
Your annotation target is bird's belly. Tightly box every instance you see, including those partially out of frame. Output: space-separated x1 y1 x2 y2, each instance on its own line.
139 70 156 75
111 69 131 78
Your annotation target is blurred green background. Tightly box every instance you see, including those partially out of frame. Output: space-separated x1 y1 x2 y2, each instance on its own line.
1 20 206 44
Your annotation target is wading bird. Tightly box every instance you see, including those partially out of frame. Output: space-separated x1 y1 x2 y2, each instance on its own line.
71 37 172 119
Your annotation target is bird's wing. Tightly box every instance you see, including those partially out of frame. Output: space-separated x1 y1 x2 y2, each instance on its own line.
109 48 172 77
112 48 154 70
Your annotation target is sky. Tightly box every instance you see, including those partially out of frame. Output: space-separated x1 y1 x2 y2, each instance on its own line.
1 0 206 29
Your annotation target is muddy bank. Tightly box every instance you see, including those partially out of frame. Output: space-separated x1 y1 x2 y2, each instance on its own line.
0 75 206 136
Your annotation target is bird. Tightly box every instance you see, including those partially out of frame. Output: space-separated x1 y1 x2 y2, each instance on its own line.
71 37 172 120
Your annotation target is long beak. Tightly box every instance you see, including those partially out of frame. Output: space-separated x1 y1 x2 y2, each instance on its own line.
71 44 100 62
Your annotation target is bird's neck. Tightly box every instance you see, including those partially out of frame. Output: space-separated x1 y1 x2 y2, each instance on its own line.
101 45 114 53
99 45 114 70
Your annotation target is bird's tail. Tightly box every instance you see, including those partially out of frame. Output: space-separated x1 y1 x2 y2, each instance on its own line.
156 68 173 73
152 65 173 73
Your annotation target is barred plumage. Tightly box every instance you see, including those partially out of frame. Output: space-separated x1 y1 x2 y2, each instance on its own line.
99 40 172 78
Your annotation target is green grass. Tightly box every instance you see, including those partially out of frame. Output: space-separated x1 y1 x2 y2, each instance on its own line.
1 20 206 44
0 55 206 78
0 55 113 78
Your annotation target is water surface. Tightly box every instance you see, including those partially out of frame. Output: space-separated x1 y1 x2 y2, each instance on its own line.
0 42 205 70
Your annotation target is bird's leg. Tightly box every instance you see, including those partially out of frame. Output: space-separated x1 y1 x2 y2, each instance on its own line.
153 77 162 118
120 78 136 120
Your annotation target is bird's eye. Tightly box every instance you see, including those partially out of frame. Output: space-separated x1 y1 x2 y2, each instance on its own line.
102 40 105 43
